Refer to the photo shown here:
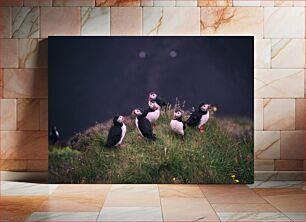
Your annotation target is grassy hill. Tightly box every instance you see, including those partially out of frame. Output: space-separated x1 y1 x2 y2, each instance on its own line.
49 108 254 184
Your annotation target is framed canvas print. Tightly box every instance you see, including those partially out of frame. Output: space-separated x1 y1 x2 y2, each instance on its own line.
48 36 254 184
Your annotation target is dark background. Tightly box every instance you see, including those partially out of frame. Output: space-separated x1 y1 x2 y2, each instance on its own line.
49 36 254 141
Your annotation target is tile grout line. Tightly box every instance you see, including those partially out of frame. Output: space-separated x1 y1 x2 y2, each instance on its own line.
95 184 112 221
198 184 222 222
157 184 165 222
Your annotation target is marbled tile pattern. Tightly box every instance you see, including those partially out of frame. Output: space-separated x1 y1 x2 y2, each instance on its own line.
143 7 200 35
3 69 48 98
263 99 295 130
200 7 263 38
1 183 304 222
12 7 39 38
255 69 304 98
81 7 110 36
26 212 99 221
271 39 305 68
96 0 140 6
19 39 48 68
0 0 305 178
254 131 280 160
17 99 40 130
264 7 305 38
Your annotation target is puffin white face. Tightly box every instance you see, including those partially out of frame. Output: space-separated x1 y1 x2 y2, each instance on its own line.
200 104 210 112
149 101 160 110
133 109 142 116
149 92 157 100
174 110 182 118
117 115 124 123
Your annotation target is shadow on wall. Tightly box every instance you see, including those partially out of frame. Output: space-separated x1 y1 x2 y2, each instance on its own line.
1 39 49 183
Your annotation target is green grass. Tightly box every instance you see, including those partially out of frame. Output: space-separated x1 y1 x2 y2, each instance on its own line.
49 110 253 184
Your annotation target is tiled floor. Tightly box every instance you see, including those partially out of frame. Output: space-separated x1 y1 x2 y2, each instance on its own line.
0 181 305 222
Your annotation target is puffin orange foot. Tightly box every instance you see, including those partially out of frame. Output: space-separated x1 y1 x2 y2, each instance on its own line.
119 144 127 148
199 125 205 133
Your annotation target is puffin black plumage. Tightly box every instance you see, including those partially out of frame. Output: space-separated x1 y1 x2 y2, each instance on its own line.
49 126 59 145
143 101 160 123
148 92 167 108
133 109 156 140
105 115 126 147
170 110 186 137
186 103 211 132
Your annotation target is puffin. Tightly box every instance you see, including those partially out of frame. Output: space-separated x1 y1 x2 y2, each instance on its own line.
133 109 156 140
186 103 211 133
105 115 127 147
148 92 167 108
49 126 60 145
170 110 186 138
143 101 160 124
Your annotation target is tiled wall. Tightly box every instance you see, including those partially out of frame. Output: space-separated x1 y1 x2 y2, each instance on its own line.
0 0 305 180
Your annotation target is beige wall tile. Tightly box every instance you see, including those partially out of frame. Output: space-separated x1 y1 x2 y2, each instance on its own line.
96 0 140 6
3 69 48 99
305 70 306 98
19 39 48 68
53 0 95 6
0 0 22 6
255 99 263 130
200 7 263 38
0 69 3 98
17 99 40 130
264 7 305 38
141 0 153 6
1 131 48 159
198 0 232 6
0 159 27 171
263 99 295 130
275 160 304 171
176 0 197 6
40 99 48 130
255 39 271 68
293 0 305 6
274 0 293 6
233 0 260 6
0 7 11 38
81 7 110 36
143 7 200 35
255 131 280 160
295 99 305 130
41 7 80 38
280 131 304 159
260 0 274 6
161 197 219 221
255 69 304 98
0 39 18 68
154 0 175 6
272 39 305 68
254 160 274 171
27 159 48 171
0 99 16 130
12 7 39 38
111 7 142 35
24 0 52 6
